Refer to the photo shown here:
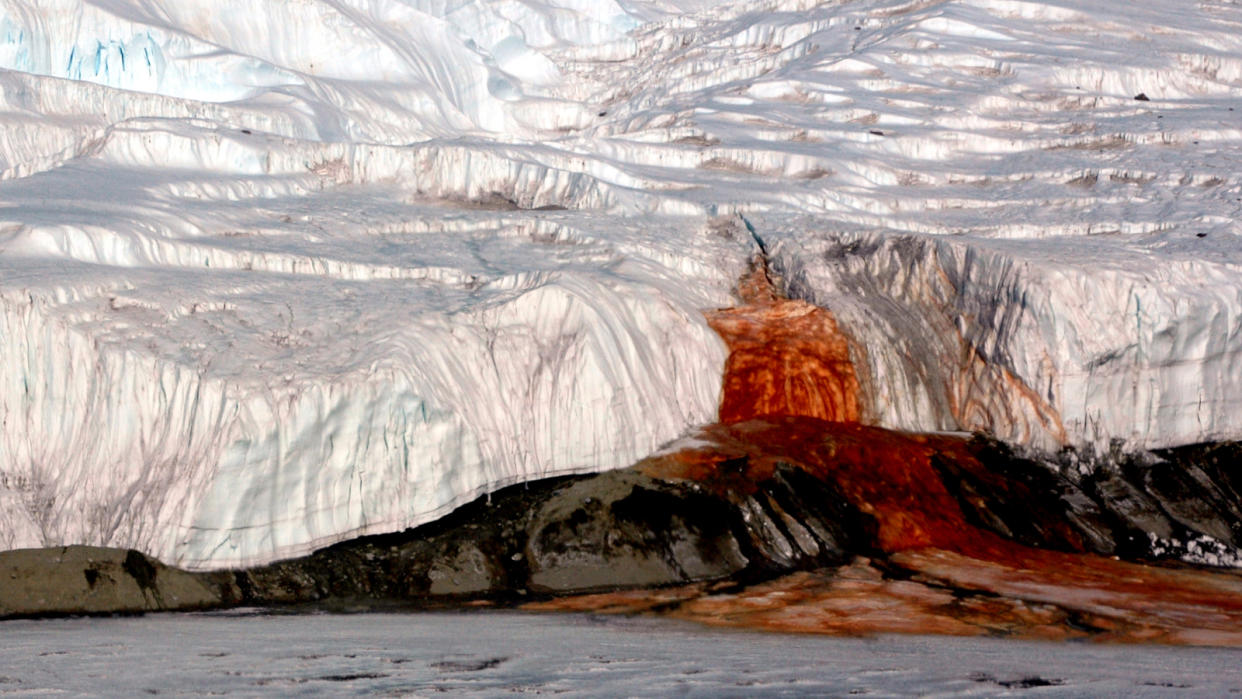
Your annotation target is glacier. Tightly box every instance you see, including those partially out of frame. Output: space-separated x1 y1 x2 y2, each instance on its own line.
2 0 1242 570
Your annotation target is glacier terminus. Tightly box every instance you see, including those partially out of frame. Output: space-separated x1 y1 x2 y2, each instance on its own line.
2 0 1242 577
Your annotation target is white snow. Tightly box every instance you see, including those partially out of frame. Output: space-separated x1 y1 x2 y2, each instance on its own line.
2 0 1242 568
3 612 1242 695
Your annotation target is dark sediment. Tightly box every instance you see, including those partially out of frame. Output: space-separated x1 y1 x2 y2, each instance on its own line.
945 438 1242 565
0 455 866 617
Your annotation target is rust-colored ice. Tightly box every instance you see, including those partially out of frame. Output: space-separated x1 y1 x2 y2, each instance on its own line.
705 265 860 425
532 266 1242 644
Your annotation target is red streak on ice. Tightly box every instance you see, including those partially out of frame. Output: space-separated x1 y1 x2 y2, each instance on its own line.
705 264 860 425
533 264 1242 644
641 267 1242 641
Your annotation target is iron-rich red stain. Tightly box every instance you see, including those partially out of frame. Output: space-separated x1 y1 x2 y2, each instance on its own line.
533 267 1242 643
705 264 860 425
707 303 860 424
640 418 1000 554
608 268 1242 642
625 417 1242 644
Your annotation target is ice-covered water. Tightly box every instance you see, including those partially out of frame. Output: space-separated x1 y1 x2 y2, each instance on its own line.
3 611 1242 696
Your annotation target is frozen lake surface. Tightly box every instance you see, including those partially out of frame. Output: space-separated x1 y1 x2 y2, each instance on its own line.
2 610 1242 696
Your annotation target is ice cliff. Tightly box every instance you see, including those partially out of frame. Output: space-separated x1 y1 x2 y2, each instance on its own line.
2 0 1242 569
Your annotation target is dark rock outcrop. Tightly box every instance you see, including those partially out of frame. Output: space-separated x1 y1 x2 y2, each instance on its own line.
3 430 1241 620
231 461 865 606
524 464 860 593
933 440 1119 555
0 546 222 618
935 437 1242 566
524 471 749 592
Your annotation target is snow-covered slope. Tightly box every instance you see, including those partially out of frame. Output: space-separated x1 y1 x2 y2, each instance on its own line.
2 0 1242 568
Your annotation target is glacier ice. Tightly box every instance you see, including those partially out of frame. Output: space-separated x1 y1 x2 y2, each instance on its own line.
767 226 1242 451
3 0 1242 568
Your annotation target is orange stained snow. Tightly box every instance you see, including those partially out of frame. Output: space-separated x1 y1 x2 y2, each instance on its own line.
705 263 861 425
567 266 1242 644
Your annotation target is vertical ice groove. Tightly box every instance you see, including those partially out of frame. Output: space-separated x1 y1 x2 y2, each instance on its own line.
767 226 1242 452
0 207 741 569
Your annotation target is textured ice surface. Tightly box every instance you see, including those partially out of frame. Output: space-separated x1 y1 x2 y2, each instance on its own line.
3 612 1242 696
770 227 1242 451
3 0 1242 567
0 195 744 568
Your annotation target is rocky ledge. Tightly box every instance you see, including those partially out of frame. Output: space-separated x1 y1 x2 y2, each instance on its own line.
1 441 865 617
4 421 1242 646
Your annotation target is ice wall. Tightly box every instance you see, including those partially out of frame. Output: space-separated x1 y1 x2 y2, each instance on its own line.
767 226 1242 452
0 199 748 568
3 0 1242 568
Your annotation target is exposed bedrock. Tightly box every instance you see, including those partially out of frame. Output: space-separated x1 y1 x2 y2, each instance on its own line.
5 425 1241 619
940 439 1242 567
0 454 865 617
225 455 866 606
0 546 221 618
